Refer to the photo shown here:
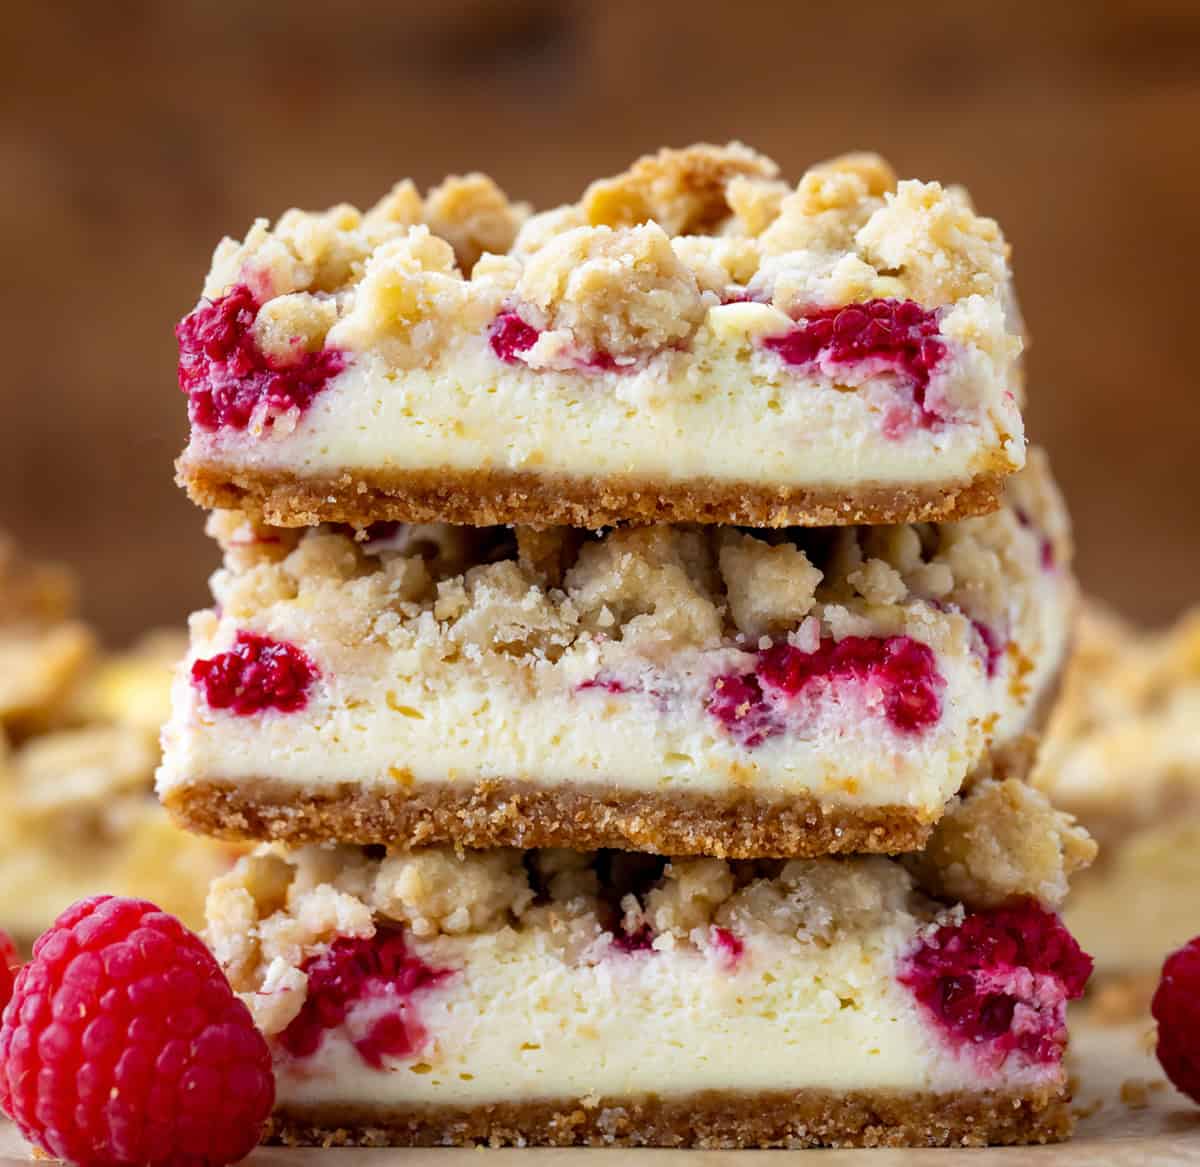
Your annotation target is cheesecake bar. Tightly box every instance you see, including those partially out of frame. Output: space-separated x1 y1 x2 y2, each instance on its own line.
1036 604 1200 979
206 779 1093 1148
0 532 93 738
176 143 1025 530
160 452 1073 857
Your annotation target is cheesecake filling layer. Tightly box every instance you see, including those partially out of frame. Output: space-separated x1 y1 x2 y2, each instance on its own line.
208 843 1091 1117
183 308 1020 494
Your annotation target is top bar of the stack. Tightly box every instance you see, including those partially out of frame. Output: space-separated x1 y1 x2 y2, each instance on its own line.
175 143 1025 531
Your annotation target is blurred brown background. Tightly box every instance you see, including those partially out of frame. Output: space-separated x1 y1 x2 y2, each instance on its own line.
3 0 1198 643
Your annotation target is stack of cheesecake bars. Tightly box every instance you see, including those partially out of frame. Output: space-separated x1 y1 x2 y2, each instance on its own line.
157 144 1098 1148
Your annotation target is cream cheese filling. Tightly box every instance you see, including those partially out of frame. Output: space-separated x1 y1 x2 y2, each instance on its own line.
186 315 1024 489
270 924 1053 1109
159 632 988 811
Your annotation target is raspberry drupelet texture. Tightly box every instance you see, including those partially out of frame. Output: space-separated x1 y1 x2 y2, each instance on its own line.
488 310 540 363
0 896 274 1167
708 635 944 747
177 283 346 431
279 927 453 1069
899 899 1091 1070
0 932 17 1016
191 631 319 716
1152 936 1200 1103
764 299 946 429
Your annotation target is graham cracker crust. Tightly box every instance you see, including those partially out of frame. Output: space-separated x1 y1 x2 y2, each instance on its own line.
163 778 935 858
177 457 1009 530
265 1085 1072 1149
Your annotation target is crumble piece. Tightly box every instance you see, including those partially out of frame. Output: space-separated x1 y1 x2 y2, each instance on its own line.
423 173 528 274
855 181 1009 307
517 223 709 362
717 530 820 639
904 778 1096 909
327 228 484 369
715 856 913 943
581 142 779 235
563 526 721 649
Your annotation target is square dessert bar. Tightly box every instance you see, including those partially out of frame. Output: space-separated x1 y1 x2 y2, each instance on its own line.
159 452 1074 857
207 777 1094 1149
176 143 1026 530
1036 603 1200 979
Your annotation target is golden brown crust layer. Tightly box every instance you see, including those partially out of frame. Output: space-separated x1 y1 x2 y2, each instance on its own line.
163 778 935 858
265 1086 1072 1149
178 458 1009 530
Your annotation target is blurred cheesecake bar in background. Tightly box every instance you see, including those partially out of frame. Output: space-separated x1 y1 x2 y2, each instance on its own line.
1036 603 1200 979
207 775 1092 1149
0 535 238 942
0 533 93 739
160 453 1074 859
175 144 1026 531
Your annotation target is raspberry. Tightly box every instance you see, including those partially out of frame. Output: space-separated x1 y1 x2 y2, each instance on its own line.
1151 936 1200 1102
177 283 346 432
764 298 946 428
488 311 540 363
900 899 1092 1068
0 931 18 1016
708 635 945 747
0 897 274 1166
191 631 319 716
712 927 745 968
279 927 452 1070
611 925 656 955
971 620 1004 678
706 671 783 748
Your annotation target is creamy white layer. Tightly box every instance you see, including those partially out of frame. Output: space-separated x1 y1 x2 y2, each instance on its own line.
184 303 1023 491
160 615 984 813
270 924 1025 1110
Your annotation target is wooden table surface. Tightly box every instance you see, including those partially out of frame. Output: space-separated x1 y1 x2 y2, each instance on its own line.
0 1018 1195 1163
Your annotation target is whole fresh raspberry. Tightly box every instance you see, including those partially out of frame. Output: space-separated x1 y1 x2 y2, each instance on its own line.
0 930 18 1015
0 896 274 1166
1152 935 1200 1102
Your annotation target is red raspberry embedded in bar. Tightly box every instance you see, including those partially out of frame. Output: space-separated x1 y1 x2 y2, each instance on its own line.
177 283 346 431
708 635 945 747
279 928 453 1069
900 899 1092 1067
191 631 319 716
764 299 947 427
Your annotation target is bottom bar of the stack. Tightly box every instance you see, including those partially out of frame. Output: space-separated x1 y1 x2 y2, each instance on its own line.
205 776 1095 1150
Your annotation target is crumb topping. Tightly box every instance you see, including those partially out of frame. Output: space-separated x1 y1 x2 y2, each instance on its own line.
189 143 1016 382
904 777 1096 909
209 841 934 1034
200 454 1064 671
516 223 709 362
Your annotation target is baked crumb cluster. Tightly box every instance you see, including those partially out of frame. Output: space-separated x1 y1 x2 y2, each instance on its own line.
202 453 1063 665
904 777 1095 909
194 143 1016 375
1035 602 1200 834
